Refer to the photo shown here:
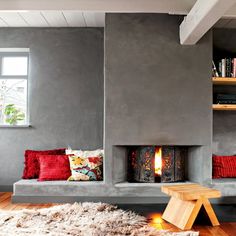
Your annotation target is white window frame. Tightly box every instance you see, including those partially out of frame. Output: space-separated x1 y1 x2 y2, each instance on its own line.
0 48 30 127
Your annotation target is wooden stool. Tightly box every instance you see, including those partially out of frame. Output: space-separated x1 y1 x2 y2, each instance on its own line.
161 184 221 230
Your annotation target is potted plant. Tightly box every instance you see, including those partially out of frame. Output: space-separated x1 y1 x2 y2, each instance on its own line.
4 104 25 125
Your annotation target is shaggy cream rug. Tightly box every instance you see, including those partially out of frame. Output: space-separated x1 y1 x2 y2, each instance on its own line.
0 202 199 236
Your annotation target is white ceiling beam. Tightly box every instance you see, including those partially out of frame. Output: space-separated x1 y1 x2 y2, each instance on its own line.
180 0 236 45
0 0 195 13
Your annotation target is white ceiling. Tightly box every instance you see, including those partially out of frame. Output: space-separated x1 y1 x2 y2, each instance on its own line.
0 1 235 28
0 11 105 27
0 0 197 12
215 18 236 28
0 0 197 27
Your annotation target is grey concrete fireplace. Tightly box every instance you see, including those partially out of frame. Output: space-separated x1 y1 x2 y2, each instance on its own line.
104 13 212 191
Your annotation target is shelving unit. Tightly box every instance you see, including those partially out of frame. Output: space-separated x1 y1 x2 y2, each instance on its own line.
212 31 236 196
212 76 236 192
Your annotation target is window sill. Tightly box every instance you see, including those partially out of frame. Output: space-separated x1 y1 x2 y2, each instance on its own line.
0 124 31 128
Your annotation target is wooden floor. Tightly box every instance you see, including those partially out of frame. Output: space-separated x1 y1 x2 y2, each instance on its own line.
0 192 236 236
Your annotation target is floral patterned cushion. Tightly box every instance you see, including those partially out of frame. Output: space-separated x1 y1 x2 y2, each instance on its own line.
68 155 103 181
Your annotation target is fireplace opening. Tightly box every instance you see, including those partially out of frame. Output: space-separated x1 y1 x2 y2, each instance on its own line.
127 146 187 183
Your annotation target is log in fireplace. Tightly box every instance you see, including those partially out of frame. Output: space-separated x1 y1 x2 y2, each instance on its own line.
127 146 187 183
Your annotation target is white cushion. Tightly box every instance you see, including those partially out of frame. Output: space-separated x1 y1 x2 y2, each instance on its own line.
66 148 104 157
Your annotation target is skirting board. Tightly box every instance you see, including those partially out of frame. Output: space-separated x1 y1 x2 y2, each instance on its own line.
0 185 13 192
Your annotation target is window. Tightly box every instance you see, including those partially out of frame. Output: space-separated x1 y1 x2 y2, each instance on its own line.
0 50 29 126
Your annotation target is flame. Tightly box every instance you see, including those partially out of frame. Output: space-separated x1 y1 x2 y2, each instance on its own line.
154 147 162 175
149 213 163 225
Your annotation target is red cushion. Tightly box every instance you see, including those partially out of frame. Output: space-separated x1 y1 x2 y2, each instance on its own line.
22 148 65 179
213 155 236 178
38 155 71 181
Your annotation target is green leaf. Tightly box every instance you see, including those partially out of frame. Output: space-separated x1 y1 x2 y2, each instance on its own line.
4 104 25 125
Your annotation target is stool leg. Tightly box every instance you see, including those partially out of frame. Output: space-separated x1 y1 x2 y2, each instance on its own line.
162 197 202 230
202 197 220 226
184 198 203 230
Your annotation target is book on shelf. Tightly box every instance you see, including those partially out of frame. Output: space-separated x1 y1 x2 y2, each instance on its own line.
233 58 236 77
222 58 226 77
214 93 236 104
212 58 236 78
212 60 219 77
226 58 231 77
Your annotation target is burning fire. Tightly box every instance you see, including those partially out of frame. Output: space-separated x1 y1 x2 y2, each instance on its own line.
154 147 162 176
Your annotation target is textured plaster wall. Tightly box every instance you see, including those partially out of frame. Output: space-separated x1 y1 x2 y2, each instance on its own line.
0 28 104 190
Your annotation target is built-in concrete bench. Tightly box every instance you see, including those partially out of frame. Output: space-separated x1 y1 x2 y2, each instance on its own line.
13 180 231 204
12 179 171 204
13 179 107 203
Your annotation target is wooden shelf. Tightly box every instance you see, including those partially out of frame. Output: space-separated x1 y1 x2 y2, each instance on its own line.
212 77 236 85
213 104 236 110
212 77 236 110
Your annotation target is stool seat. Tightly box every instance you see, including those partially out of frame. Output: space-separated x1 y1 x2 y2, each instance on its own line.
162 184 221 200
161 184 221 230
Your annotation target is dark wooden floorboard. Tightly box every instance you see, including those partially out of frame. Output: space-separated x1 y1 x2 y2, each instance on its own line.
219 223 236 236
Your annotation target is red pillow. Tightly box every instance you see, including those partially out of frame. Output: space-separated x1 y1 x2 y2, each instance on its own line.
22 148 65 179
213 155 236 178
38 155 71 181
